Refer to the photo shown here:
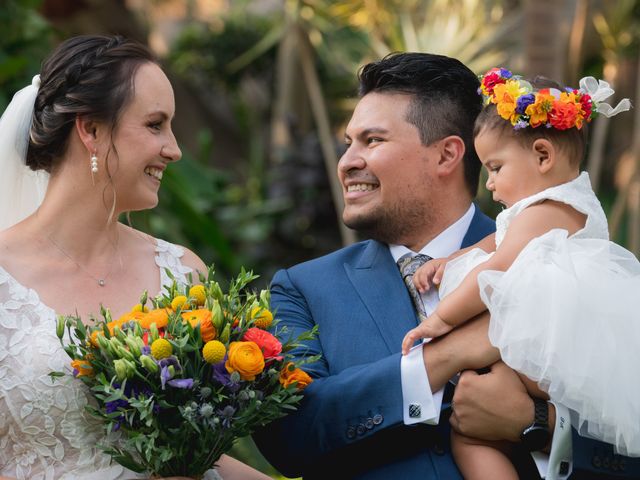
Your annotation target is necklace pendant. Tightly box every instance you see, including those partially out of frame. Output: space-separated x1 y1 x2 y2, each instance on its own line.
98 279 106 287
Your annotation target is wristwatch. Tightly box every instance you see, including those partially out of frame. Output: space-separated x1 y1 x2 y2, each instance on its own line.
520 398 551 451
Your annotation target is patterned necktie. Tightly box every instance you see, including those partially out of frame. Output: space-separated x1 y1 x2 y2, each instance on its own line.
397 253 432 323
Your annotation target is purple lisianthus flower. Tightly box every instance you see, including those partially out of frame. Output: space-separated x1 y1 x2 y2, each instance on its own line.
211 357 240 392
105 398 129 414
104 398 129 431
141 345 151 356
515 94 535 114
157 356 182 390
168 378 194 389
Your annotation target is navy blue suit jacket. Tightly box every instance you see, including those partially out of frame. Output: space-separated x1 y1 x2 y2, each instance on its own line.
253 206 640 479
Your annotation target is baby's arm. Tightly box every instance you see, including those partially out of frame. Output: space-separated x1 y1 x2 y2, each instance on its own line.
403 204 580 353
414 233 496 293
437 202 583 327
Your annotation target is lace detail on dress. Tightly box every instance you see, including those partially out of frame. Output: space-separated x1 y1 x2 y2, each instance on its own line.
0 238 192 479
494 171 609 247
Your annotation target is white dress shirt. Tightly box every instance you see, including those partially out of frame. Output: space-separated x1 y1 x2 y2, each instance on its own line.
390 203 572 478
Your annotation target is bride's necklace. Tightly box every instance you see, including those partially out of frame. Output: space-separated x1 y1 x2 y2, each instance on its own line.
47 235 120 287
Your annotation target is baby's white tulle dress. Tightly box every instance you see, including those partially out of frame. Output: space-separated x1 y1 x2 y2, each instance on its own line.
439 172 640 457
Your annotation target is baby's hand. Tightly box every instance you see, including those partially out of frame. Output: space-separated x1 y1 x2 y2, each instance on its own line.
401 312 454 355
413 257 448 293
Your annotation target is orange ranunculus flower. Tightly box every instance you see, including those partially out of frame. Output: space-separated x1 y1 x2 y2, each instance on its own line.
279 362 312 390
139 308 172 330
225 341 265 381
116 310 147 325
71 359 94 377
242 327 282 361
181 309 216 342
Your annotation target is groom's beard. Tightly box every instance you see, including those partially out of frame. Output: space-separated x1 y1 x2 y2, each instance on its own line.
344 196 433 246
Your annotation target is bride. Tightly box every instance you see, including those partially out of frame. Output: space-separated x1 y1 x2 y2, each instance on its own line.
0 35 271 480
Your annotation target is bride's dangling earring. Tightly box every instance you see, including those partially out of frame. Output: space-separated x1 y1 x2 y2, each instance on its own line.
90 151 98 185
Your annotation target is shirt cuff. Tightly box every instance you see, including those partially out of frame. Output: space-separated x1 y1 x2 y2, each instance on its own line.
531 401 573 479
400 342 444 425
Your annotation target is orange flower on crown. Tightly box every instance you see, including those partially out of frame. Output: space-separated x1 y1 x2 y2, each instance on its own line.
492 79 527 124
524 89 555 128
549 94 580 130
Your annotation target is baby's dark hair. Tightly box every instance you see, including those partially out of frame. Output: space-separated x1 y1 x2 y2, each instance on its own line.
358 52 483 196
27 34 156 172
474 76 588 166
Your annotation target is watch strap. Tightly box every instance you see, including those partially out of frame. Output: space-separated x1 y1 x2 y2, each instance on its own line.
533 397 549 426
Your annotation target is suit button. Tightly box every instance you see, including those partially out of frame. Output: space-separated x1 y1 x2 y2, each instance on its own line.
592 455 602 468
611 458 619 471
346 426 356 439
372 414 383 425
356 423 366 435
365 418 374 429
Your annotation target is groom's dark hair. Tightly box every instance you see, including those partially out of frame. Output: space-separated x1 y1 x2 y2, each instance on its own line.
358 52 482 197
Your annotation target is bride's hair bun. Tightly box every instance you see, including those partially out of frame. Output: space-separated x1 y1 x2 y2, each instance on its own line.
27 34 156 172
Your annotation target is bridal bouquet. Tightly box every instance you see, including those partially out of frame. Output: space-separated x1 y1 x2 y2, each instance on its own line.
52 266 317 479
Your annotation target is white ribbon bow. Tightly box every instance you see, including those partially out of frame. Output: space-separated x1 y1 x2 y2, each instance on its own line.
579 76 632 117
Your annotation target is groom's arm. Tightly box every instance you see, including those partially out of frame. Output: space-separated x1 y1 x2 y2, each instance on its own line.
451 362 640 478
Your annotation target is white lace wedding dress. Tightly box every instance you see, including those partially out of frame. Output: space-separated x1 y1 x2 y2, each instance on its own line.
439 172 640 457
0 239 199 480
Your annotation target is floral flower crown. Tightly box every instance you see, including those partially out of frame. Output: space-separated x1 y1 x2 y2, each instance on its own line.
478 67 631 130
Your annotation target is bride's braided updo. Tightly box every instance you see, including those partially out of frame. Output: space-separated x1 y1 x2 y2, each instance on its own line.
27 34 156 172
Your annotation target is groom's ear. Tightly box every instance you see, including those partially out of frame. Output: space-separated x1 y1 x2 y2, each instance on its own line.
532 138 555 174
74 115 100 152
434 135 465 176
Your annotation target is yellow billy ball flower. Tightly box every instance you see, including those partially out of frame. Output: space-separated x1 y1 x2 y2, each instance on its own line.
202 340 226 364
150 338 173 360
131 303 149 313
189 285 206 306
171 295 189 311
251 306 273 329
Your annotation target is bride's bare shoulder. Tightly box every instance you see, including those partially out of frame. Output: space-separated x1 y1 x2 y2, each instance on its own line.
0 224 40 268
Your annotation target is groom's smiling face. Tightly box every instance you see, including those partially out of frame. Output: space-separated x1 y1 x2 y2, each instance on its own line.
338 92 440 246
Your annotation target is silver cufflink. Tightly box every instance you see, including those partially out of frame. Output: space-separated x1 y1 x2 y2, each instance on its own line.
409 403 421 418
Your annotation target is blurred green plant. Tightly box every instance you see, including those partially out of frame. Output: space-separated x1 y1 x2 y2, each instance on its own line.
0 0 52 109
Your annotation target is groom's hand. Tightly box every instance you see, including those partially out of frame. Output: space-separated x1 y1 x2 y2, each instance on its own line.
450 361 533 442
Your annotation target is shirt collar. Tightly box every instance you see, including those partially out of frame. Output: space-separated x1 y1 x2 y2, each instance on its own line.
389 203 476 262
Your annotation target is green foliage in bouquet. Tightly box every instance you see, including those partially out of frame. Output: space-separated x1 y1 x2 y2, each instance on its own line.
52 266 318 479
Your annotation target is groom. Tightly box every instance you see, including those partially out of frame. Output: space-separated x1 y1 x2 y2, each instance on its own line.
253 52 640 479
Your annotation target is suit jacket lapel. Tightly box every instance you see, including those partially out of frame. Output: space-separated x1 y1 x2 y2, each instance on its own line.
344 240 419 354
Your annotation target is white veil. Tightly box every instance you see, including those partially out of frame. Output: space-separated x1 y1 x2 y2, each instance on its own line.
0 75 49 231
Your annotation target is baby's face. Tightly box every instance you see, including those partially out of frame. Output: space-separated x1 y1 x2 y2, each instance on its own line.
474 127 544 208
